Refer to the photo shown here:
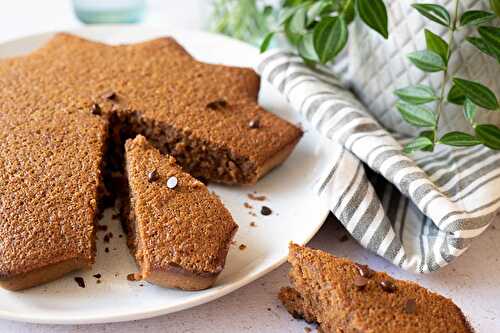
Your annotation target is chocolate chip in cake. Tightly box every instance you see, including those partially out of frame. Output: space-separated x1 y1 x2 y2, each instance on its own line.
166 176 178 189
74 277 85 288
355 263 374 278
105 247 109 253
404 298 417 314
239 244 247 250
354 275 368 290
248 118 260 129
90 103 102 115
206 99 228 110
148 169 159 183
102 90 117 100
380 280 396 293
93 273 101 279
261 206 272 216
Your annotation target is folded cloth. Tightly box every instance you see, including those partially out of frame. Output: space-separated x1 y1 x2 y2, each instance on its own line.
257 50 500 273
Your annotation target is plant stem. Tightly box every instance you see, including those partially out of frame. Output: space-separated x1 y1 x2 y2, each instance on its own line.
434 0 460 140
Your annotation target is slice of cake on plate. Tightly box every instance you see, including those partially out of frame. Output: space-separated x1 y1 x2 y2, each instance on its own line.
279 244 472 333
121 135 238 290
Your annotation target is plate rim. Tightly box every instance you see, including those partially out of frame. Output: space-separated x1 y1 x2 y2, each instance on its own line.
0 25 330 325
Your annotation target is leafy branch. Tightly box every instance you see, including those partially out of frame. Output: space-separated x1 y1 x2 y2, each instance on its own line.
260 0 389 65
396 0 500 153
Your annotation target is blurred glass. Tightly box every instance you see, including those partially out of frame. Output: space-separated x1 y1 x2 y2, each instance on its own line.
72 0 146 24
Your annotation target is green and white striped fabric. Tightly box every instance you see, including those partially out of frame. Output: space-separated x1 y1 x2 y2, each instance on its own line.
257 50 500 273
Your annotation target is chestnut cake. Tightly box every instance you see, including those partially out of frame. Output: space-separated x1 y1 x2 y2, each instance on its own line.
279 244 472 333
121 136 237 290
0 33 301 290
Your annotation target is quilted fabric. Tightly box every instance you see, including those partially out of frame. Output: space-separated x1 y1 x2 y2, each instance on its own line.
347 0 500 136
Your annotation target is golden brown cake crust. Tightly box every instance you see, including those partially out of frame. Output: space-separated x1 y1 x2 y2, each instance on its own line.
122 136 238 290
20 33 302 184
279 244 473 333
0 33 300 290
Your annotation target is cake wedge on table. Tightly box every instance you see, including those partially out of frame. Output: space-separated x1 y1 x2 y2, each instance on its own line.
279 244 472 333
120 135 238 290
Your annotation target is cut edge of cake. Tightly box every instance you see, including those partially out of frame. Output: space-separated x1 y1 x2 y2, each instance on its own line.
279 243 473 333
120 135 238 290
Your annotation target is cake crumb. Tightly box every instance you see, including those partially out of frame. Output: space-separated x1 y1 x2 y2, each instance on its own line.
250 222 257 227
127 273 142 281
74 277 85 288
103 232 113 243
304 327 312 333
244 202 253 209
239 244 247 251
248 193 266 201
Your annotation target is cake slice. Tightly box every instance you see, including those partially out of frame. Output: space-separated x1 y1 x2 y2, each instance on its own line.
0 106 108 291
279 244 472 333
121 136 238 290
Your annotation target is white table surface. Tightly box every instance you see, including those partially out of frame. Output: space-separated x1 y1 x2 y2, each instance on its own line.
1 1 499 332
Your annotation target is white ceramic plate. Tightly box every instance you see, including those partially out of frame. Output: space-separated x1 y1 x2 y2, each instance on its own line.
0 26 334 324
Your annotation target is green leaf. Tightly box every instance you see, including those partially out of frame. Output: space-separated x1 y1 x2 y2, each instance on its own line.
284 19 302 46
478 26 500 62
412 4 451 27
307 2 331 23
475 124 500 149
490 0 500 17
313 16 348 64
356 0 389 39
467 36 497 59
407 50 446 72
279 6 298 24
452 78 499 110
424 29 449 63
289 6 308 35
404 136 434 153
394 85 439 104
342 0 356 24
260 32 274 53
460 10 496 26
464 99 477 123
396 102 437 127
298 32 319 62
447 84 466 105
420 130 436 151
439 132 481 147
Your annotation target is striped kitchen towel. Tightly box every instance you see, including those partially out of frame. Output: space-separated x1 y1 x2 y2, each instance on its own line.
257 49 500 273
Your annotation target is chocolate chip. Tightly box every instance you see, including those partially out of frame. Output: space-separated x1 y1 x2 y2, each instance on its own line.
102 91 117 100
261 206 272 216
103 232 113 243
148 169 159 183
74 277 85 288
239 244 247 250
354 275 368 290
93 273 101 279
90 103 102 115
404 298 417 314
206 99 228 110
166 176 178 189
380 280 396 293
248 118 260 129
355 264 374 278
105 247 109 253
250 222 257 227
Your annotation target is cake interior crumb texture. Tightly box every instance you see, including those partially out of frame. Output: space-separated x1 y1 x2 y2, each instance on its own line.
279 244 473 333
0 33 301 290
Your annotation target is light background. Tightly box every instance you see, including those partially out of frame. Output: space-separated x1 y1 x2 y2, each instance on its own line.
0 1 499 332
